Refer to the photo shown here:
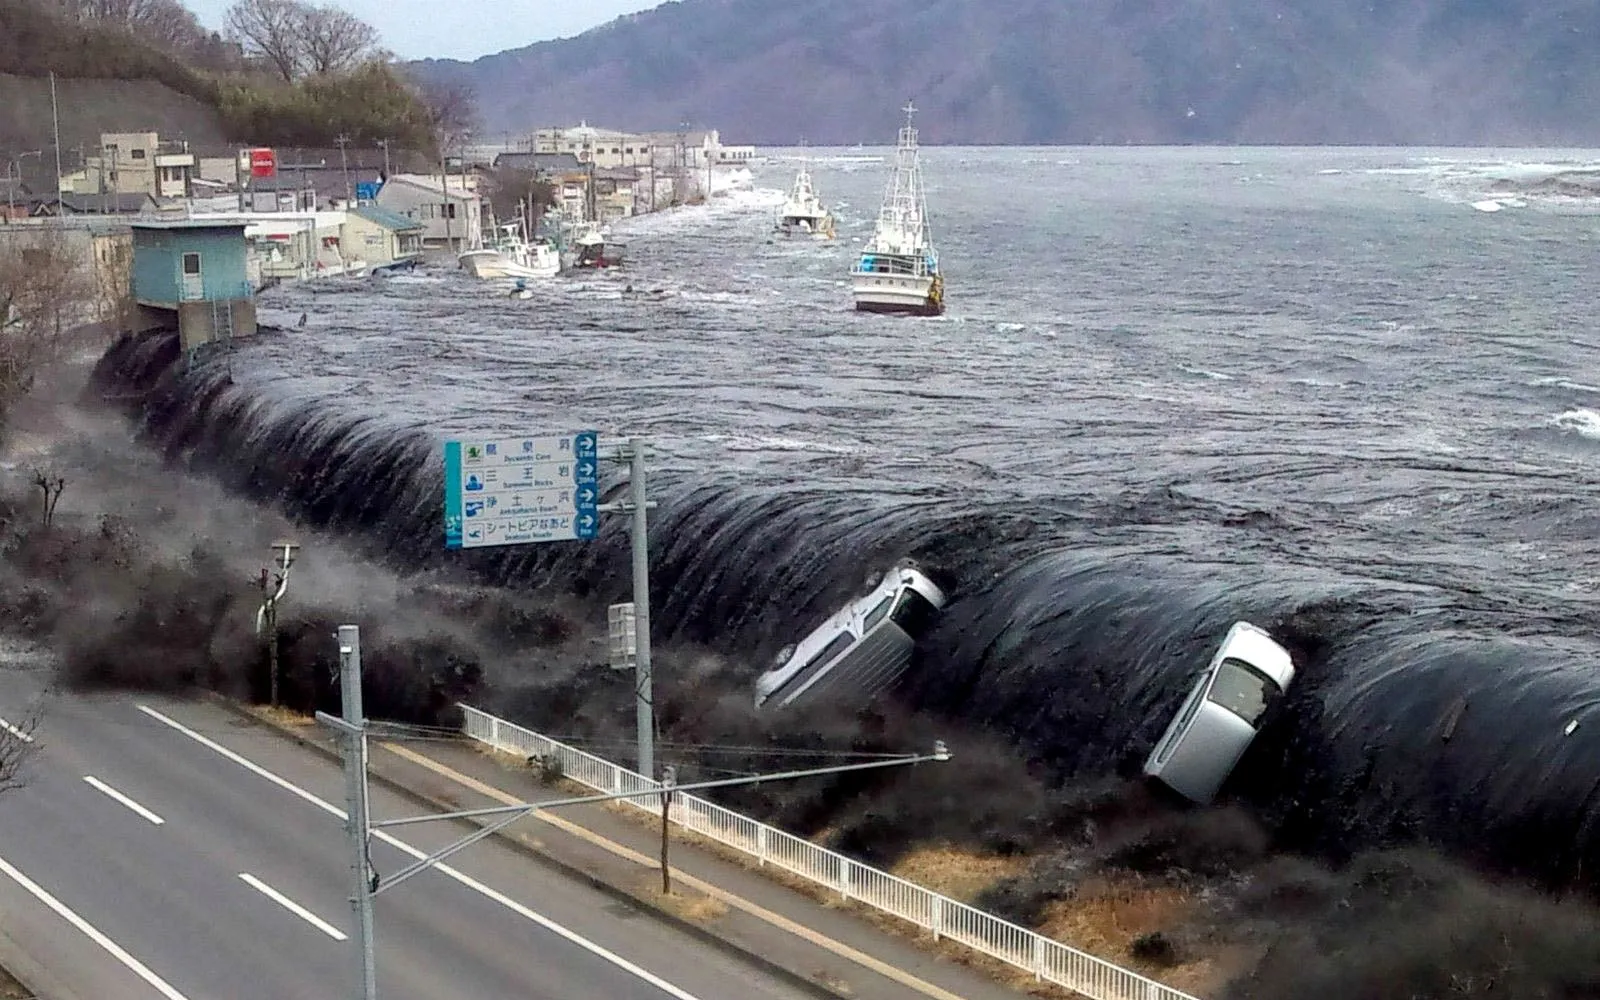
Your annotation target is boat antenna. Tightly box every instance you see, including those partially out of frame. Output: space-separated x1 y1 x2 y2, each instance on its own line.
903 100 917 123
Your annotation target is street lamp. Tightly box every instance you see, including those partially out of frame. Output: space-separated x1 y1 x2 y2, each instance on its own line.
4 150 42 221
256 539 300 708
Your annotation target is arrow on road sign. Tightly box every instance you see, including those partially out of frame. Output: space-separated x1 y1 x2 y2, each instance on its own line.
577 513 596 531
576 460 596 478
576 485 597 504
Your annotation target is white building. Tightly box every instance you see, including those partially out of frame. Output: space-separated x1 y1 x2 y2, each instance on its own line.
373 173 482 250
531 123 755 174
65 132 196 200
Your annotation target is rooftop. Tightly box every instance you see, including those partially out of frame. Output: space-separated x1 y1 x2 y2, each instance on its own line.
130 217 250 231
351 204 424 232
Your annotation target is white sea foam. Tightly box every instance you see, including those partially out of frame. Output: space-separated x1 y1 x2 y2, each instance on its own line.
1551 409 1600 439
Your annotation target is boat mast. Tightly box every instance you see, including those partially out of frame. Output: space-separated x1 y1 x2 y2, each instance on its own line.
877 101 928 250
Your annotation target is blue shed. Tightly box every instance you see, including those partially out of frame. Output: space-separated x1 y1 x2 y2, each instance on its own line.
130 219 257 351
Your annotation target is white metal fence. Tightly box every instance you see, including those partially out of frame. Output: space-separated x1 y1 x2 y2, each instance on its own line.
458 704 1201 1000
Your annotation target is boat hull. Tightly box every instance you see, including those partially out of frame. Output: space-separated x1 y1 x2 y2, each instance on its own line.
851 272 944 316
459 248 560 280
568 246 626 270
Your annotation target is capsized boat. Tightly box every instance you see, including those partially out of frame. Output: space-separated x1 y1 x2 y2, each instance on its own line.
775 155 835 238
458 221 560 280
849 101 943 316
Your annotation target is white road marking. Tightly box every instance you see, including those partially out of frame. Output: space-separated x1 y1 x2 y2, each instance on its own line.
0 717 34 743
239 873 348 941
84 776 166 826
0 851 192 1000
137 704 708 1000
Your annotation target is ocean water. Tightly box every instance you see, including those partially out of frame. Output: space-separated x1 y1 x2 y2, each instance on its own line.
98 146 1600 886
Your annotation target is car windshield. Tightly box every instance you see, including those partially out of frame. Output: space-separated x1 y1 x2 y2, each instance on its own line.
1206 658 1280 727
889 588 939 638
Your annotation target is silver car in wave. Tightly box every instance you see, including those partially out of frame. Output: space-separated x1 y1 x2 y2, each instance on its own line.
1143 621 1296 805
754 563 948 712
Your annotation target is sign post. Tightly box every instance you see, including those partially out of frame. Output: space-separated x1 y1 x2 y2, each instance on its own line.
443 430 655 776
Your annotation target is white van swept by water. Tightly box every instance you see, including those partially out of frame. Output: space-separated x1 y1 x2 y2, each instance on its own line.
1143 621 1296 806
754 563 947 712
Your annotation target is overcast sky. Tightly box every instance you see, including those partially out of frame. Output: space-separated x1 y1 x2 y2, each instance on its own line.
184 0 663 61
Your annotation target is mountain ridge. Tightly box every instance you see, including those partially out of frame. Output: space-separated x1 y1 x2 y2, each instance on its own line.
413 0 1600 145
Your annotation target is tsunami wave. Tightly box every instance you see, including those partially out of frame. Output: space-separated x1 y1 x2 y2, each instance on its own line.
90 329 1600 891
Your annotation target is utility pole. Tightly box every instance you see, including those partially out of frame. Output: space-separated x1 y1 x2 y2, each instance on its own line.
629 439 654 779
375 139 391 180
659 765 675 893
255 540 298 709
596 439 655 777
458 135 474 249
333 626 376 1000
49 71 62 198
439 147 453 253
603 439 656 778
335 134 352 204
103 145 118 215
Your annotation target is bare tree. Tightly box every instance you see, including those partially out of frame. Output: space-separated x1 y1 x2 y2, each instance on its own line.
421 79 481 152
31 468 65 527
225 0 382 81
71 0 208 51
0 228 91 432
0 700 42 797
300 4 377 75
486 167 555 227
226 0 305 82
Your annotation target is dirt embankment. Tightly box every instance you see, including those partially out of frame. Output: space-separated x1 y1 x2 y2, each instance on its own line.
0 73 225 171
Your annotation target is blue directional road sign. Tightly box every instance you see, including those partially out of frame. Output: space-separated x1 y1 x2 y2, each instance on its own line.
443 431 600 549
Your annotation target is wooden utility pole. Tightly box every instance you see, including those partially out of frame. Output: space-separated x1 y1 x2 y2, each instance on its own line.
334 134 352 203
659 765 676 894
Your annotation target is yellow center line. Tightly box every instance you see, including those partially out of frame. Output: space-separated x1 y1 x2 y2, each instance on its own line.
379 742 970 1000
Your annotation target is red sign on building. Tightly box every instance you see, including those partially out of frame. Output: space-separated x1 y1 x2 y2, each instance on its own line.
249 147 277 178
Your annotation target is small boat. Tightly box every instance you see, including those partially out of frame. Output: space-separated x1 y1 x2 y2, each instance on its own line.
566 222 626 270
775 153 835 239
458 221 561 280
850 101 943 316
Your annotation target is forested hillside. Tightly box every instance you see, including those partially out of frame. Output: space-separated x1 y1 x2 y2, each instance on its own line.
414 0 1600 144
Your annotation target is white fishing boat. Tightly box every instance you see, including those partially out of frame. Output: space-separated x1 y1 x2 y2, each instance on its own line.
458 220 560 280
775 155 835 238
850 101 943 316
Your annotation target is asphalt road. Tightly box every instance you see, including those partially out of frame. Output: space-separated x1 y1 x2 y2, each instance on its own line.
0 674 820 1000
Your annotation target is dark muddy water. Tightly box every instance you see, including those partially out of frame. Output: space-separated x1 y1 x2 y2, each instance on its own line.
97 145 1600 885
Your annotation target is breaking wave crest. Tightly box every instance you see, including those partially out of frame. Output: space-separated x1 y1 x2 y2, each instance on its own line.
91 330 1600 891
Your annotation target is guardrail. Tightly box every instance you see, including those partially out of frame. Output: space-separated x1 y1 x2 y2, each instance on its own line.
459 704 1201 1000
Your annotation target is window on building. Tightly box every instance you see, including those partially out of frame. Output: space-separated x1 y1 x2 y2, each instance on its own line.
182 252 201 275
131 149 147 160
444 203 457 219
